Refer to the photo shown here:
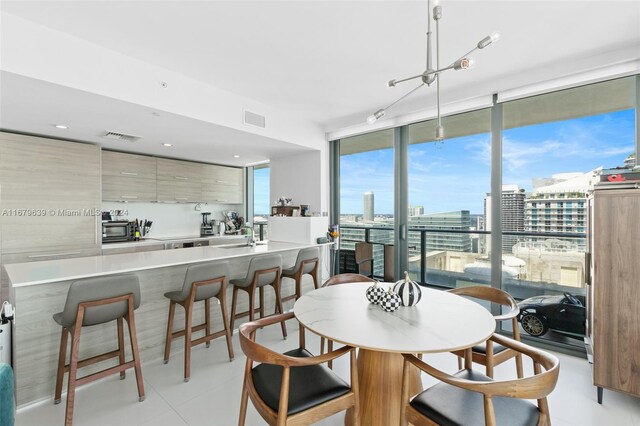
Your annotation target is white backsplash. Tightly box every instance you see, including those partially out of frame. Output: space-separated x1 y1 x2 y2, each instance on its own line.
102 202 244 238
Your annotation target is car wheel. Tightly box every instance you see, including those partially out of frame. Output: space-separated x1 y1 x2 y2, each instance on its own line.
520 313 548 337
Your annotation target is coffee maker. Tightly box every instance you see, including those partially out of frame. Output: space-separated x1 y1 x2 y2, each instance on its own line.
200 212 215 236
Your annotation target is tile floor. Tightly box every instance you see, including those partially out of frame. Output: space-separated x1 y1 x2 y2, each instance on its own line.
16 321 640 426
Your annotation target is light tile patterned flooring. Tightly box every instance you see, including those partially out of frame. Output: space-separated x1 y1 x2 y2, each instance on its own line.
16 321 640 425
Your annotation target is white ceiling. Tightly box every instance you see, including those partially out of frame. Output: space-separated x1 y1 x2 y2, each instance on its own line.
1 0 639 162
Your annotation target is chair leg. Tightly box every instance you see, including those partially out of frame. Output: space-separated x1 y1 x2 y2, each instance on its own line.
230 286 238 332
328 340 334 369
184 302 193 382
248 288 255 322
273 283 287 339
164 301 176 364
294 276 302 300
320 337 325 355
457 355 463 371
259 287 265 319
64 326 81 426
238 375 249 426
312 268 319 290
125 312 145 401
218 294 235 361
515 353 524 379
54 328 68 404
117 318 126 379
486 341 494 378
205 298 211 348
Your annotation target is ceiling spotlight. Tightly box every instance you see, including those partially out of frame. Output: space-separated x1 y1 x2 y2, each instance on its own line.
54 124 68 129
162 143 173 147
233 155 241 158
367 0 501 141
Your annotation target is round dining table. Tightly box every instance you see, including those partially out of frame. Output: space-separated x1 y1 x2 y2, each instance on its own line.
293 283 496 426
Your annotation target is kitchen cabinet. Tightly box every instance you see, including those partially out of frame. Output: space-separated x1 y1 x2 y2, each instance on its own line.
201 164 244 204
102 151 157 202
586 188 640 403
102 243 165 255
0 131 101 299
156 158 203 202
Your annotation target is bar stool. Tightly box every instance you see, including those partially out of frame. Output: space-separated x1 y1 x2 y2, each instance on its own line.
163 261 234 382
280 247 320 303
229 254 287 338
53 275 144 426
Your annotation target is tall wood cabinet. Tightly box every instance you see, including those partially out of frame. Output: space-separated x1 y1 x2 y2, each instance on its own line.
586 188 640 403
0 132 102 300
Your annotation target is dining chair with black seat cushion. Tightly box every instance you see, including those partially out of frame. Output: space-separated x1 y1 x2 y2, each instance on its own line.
448 285 524 379
400 333 559 426
238 312 360 426
163 261 234 382
281 247 320 304
230 254 287 339
53 274 144 426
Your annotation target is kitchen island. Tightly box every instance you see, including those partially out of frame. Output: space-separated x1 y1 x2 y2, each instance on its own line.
6 241 317 406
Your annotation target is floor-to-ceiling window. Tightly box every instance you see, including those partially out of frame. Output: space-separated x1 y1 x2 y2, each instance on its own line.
407 109 492 286
339 129 394 277
253 164 270 240
500 76 636 347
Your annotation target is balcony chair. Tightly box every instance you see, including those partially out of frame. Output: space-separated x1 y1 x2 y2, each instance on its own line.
355 242 374 278
448 286 524 378
238 312 360 426
400 333 559 426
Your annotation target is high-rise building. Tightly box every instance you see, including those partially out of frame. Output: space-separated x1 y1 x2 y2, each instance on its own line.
409 205 424 216
363 191 374 221
408 211 472 256
484 185 526 253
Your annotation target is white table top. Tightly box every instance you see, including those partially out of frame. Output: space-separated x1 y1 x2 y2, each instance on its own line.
6 241 312 288
294 284 496 353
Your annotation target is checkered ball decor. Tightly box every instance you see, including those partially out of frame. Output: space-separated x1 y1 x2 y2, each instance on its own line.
366 282 386 304
379 288 402 312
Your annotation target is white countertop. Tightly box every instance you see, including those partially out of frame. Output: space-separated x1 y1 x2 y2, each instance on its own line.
294 284 496 353
101 235 247 249
6 241 311 287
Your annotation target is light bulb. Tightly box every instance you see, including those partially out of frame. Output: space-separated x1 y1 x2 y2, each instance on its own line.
435 125 445 141
387 79 397 88
453 58 475 70
478 31 501 49
490 31 501 42
366 109 386 124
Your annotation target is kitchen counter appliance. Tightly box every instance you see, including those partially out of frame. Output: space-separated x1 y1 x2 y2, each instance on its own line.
200 212 216 236
102 221 135 243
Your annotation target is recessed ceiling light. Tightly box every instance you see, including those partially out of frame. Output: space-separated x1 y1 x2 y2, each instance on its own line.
162 143 173 147
54 124 68 129
233 155 241 158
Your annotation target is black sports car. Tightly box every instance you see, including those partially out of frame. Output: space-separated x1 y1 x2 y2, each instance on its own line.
517 292 586 337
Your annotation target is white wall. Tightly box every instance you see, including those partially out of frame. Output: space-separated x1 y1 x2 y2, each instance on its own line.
102 201 243 238
270 149 327 215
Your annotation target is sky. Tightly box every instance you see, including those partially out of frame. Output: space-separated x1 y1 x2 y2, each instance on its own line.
253 167 270 215
339 109 635 215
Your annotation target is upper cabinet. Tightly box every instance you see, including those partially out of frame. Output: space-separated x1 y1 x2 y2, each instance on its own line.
102 151 157 202
201 164 244 204
156 158 203 203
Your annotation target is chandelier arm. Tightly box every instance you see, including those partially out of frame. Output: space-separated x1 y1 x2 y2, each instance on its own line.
447 45 480 68
392 73 426 86
426 0 432 72
436 12 441 129
383 83 426 112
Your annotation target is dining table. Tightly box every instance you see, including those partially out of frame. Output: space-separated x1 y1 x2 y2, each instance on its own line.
293 283 496 426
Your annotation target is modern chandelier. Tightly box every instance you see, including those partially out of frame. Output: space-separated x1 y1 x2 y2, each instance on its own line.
367 0 500 141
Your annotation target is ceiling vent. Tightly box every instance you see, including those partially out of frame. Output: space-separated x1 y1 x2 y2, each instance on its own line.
243 110 266 128
103 131 142 142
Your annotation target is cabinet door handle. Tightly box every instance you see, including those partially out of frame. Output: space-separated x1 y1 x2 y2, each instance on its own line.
216 199 229 202
28 251 81 259
120 171 138 176
216 180 228 184
121 195 138 199
175 197 188 201
174 176 188 180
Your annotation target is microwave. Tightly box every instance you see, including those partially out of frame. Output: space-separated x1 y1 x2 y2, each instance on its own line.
102 221 135 243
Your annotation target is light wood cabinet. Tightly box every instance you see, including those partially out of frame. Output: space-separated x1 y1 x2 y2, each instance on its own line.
586 188 640 403
102 151 157 202
201 164 244 204
156 158 203 202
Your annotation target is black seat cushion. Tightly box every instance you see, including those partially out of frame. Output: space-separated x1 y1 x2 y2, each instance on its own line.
410 369 540 426
251 348 351 415
472 341 508 355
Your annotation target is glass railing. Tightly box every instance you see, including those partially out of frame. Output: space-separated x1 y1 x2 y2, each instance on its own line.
253 221 268 241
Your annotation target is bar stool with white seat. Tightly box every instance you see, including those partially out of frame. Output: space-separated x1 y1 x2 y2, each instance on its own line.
280 247 320 304
53 274 144 426
163 261 234 382
229 254 287 338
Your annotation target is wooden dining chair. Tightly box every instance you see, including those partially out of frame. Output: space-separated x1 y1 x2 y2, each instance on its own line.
400 333 559 426
320 273 377 367
354 242 374 278
238 312 360 426
448 286 523 378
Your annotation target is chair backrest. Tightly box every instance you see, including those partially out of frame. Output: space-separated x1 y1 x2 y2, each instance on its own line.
322 273 376 287
354 242 373 276
448 285 519 321
292 247 320 275
244 254 282 287
61 274 140 327
402 333 560 425
179 261 229 302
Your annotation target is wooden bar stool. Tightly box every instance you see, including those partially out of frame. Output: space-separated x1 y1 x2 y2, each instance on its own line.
281 247 320 303
53 275 144 426
163 261 234 382
229 254 287 339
